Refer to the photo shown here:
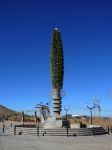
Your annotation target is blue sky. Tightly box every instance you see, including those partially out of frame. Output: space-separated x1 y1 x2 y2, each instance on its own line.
0 0 112 116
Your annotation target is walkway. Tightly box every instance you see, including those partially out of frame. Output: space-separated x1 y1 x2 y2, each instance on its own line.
0 134 112 150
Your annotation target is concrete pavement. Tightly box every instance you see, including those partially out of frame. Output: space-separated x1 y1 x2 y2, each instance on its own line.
0 134 112 150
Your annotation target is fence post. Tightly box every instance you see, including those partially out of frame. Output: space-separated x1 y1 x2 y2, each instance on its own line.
14 126 16 135
37 125 39 136
67 127 69 137
3 124 5 133
93 127 95 136
108 126 110 134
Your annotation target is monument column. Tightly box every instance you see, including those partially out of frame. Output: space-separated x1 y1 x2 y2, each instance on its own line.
50 28 64 117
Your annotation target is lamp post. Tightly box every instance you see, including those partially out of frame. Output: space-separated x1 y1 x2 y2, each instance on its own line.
87 106 95 125
64 106 70 120
35 111 37 122
22 111 24 125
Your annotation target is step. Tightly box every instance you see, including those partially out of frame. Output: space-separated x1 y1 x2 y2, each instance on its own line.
10 126 108 136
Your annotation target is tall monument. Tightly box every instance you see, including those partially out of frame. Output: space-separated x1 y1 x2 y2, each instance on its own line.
50 28 64 117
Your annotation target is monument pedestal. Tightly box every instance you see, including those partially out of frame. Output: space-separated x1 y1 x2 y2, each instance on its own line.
44 116 62 128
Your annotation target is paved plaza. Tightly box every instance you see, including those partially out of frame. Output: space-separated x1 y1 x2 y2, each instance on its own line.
0 127 112 150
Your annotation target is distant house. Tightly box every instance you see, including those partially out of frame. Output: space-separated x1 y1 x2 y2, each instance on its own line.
72 114 80 117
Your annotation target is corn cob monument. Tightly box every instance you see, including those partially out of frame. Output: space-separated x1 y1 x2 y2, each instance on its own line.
50 28 64 118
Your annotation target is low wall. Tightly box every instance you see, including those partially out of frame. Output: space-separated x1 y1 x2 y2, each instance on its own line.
12 124 108 136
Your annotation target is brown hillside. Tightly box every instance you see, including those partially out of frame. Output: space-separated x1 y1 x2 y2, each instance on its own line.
0 105 19 115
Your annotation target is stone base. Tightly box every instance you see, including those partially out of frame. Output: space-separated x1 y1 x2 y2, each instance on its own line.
54 113 61 119
44 116 62 128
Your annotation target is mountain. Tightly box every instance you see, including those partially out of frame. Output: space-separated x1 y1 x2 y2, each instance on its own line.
0 105 19 115
0 105 22 121
0 105 40 122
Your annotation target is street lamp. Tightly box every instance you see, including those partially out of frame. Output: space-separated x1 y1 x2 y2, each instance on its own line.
64 106 70 120
22 111 24 125
87 105 95 125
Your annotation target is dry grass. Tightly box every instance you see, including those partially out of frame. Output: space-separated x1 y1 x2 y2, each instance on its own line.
70 117 112 126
